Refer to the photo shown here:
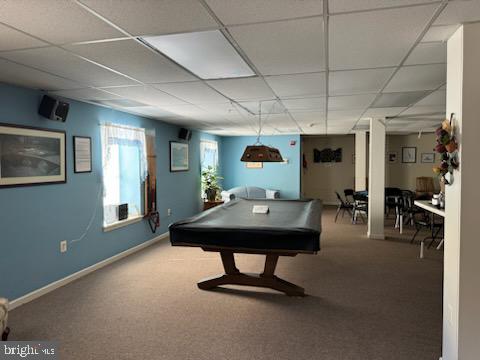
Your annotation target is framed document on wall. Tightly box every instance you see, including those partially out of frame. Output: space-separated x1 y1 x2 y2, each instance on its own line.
402 147 417 163
0 123 66 187
73 136 92 173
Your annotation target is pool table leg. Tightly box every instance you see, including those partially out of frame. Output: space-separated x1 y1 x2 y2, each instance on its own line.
197 251 305 297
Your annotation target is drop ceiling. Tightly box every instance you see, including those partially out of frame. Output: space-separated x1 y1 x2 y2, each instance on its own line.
0 0 476 135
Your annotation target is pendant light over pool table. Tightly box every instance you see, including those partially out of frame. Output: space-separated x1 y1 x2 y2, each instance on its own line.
240 101 284 163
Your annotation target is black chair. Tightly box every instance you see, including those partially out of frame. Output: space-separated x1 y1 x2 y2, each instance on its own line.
385 187 403 229
401 190 422 226
352 192 368 224
411 211 444 247
344 189 355 204
334 191 353 222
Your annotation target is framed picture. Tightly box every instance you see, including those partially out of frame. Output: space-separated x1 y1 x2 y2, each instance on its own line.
246 162 263 169
388 151 398 163
421 152 435 163
0 123 66 187
402 147 417 163
73 136 92 173
170 141 189 172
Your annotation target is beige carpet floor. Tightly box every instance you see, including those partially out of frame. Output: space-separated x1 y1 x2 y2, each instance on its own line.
9 206 443 360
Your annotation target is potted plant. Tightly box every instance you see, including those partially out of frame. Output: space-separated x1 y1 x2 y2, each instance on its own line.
201 166 223 201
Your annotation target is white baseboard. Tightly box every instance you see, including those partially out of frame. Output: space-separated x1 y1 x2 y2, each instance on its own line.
10 232 169 310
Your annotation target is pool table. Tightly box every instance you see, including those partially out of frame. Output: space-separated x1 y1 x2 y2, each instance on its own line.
169 198 322 296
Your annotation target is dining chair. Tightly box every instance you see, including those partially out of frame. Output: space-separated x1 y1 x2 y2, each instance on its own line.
385 187 403 231
334 191 353 222
352 192 368 224
411 211 444 247
344 189 355 204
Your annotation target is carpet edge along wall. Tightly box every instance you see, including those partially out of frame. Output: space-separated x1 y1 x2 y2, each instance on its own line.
0 82 220 300
220 135 301 199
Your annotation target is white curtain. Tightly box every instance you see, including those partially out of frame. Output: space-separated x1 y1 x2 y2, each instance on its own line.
200 140 218 170
100 123 148 180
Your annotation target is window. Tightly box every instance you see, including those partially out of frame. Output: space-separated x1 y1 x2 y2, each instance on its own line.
200 140 219 198
200 140 218 171
100 124 147 226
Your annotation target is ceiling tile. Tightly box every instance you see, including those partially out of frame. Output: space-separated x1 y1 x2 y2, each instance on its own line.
291 111 325 124
330 68 394 95
154 82 228 103
105 85 189 106
0 58 83 91
282 97 326 111
0 24 46 51
372 91 430 107
384 64 446 92
64 39 195 83
94 99 150 108
50 88 122 101
0 0 123 44
80 0 218 36
422 25 459 42
205 0 322 25
238 99 286 115
265 72 326 98
128 106 179 119
405 42 446 65
330 0 438 13
328 110 363 121
401 105 445 117
329 5 437 70
207 77 275 100
363 107 407 118
434 0 480 26
1 47 137 87
414 89 445 106
329 94 376 111
197 102 241 116
230 18 324 75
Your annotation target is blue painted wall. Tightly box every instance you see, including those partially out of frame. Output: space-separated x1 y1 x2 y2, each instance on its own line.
220 135 301 199
0 82 220 300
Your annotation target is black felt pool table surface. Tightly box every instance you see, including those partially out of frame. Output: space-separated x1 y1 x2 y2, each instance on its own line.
169 198 322 253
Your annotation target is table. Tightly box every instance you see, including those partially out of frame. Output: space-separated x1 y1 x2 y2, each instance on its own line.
203 199 224 211
414 200 445 258
169 198 322 296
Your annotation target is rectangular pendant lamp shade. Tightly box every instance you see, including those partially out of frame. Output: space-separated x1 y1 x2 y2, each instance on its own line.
240 145 284 162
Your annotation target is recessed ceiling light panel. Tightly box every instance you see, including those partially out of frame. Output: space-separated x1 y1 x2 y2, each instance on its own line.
142 30 255 80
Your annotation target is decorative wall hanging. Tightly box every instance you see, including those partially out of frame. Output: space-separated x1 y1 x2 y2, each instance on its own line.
0 123 66 187
388 152 398 163
313 148 342 163
402 147 417 163
421 153 435 163
433 113 459 185
170 141 189 172
73 136 92 173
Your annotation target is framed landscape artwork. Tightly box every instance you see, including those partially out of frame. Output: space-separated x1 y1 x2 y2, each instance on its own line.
0 123 66 187
402 147 417 163
170 141 189 172
421 153 435 163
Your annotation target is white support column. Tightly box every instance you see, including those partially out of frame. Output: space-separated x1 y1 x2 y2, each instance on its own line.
443 24 480 360
355 131 367 191
367 119 385 240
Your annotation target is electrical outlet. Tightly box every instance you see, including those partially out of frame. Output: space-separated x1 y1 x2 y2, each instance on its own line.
60 240 67 253
167 208 172 216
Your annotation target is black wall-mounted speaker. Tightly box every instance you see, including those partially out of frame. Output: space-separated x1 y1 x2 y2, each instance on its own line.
178 128 192 141
38 95 69 122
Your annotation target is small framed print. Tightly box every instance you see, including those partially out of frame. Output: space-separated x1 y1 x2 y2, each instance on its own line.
388 152 398 163
246 162 263 169
421 152 435 163
402 147 417 163
170 141 189 172
73 136 92 173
